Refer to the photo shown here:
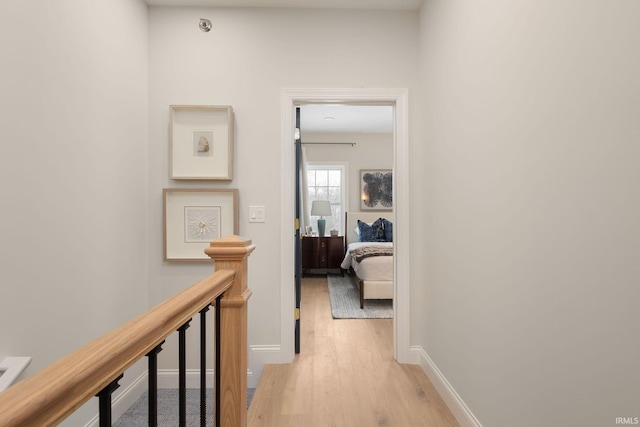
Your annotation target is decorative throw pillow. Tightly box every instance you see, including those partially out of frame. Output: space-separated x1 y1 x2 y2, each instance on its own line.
382 218 393 242
357 218 385 242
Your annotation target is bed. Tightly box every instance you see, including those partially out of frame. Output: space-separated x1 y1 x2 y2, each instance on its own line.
341 211 394 308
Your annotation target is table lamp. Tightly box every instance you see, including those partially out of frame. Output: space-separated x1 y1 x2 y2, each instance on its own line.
310 200 332 237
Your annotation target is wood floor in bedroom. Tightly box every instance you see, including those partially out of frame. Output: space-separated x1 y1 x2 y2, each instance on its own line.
247 275 459 427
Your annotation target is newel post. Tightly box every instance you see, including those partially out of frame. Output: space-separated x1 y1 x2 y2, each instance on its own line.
205 235 254 427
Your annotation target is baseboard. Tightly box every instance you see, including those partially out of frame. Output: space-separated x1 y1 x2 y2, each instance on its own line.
411 346 483 427
156 365 256 389
157 368 215 389
84 371 148 427
82 346 284 425
153 345 285 389
152 345 286 389
248 345 283 388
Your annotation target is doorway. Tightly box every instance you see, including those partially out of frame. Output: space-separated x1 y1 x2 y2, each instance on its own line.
280 88 411 363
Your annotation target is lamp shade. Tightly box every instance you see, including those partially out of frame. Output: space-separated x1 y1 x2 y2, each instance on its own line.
310 200 332 217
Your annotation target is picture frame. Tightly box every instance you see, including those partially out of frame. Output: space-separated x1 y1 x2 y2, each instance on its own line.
169 105 234 180
163 188 239 261
360 169 393 210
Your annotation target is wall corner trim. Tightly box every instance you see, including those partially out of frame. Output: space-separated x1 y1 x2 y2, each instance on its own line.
0 357 32 392
248 345 284 388
411 346 483 427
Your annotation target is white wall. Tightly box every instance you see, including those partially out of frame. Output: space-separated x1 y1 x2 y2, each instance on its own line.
0 0 149 424
302 132 393 215
417 1 640 425
147 7 418 380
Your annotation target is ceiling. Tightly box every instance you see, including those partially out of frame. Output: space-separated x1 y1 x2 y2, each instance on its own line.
144 0 405 133
300 105 393 134
145 0 423 10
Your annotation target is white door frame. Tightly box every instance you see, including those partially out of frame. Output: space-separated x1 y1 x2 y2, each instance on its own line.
280 88 411 363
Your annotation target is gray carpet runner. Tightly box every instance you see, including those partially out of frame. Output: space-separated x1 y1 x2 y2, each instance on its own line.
113 388 254 426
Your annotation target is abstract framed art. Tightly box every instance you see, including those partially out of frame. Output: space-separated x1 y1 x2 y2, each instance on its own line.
163 188 239 261
360 169 393 210
169 105 234 180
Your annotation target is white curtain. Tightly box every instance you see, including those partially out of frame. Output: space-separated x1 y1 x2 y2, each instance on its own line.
299 145 310 233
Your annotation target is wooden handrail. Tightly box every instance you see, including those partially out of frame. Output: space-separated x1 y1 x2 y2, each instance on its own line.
0 235 254 427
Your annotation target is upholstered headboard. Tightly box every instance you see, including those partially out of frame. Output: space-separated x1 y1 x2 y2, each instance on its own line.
344 211 394 246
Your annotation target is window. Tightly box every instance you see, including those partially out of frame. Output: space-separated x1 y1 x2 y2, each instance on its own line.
307 164 346 234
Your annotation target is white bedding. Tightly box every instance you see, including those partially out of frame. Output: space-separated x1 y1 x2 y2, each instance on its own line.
341 242 394 281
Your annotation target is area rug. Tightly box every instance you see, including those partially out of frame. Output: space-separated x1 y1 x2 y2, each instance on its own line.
326 273 392 319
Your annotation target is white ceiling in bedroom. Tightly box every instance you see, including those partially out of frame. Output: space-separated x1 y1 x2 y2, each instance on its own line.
144 0 423 10
300 105 393 134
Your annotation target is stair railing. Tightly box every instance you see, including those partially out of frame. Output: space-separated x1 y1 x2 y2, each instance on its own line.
0 235 254 427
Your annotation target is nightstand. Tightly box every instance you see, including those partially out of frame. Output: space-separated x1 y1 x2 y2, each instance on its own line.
301 235 345 276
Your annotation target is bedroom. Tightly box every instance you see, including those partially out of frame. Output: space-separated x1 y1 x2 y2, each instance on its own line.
298 103 395 332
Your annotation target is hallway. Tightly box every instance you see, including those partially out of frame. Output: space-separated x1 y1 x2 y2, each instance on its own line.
247 275 459 426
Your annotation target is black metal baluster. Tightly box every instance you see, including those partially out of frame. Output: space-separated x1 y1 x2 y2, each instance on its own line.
96 374 123 427
200 305 210 427
178 320 191 427
146 341 164 427
215 294 223 427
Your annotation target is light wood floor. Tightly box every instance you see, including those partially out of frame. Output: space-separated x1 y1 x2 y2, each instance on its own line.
247 275 459 427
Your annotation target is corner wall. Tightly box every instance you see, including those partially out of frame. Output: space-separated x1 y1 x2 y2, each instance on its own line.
0 0 149 425
416 1 640 425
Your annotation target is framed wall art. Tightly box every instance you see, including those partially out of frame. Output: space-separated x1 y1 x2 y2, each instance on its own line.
163 188 239 261
169 105 234 180
360 169 393 211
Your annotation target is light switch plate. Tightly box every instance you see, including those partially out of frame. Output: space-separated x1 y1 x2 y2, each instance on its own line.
249 205 266 223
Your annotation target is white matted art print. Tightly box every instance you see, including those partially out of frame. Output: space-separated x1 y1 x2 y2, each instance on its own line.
184 206 221 242
169 105 234 180
193 130 213 157
163 188 238 261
